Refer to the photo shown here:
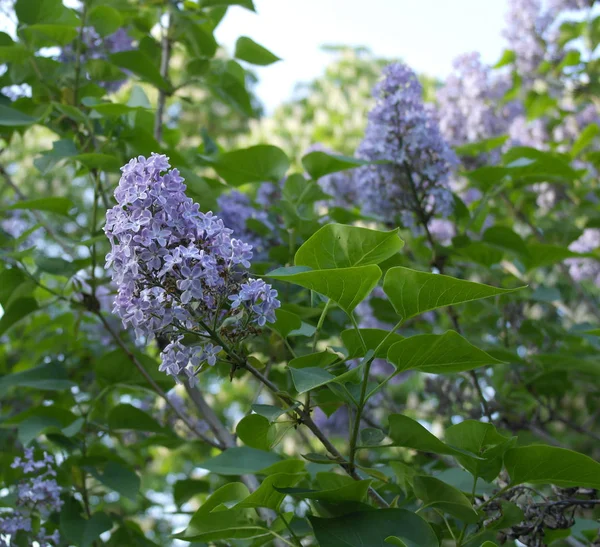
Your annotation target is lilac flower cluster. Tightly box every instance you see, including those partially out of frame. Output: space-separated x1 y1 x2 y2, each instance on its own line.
61 27 133 92
503 0 555 76
548 0 592 11
0 449 62 546
565 229 600 286
437 53 514 166
317 170 357 209
105 154 280 384
355 63 457 229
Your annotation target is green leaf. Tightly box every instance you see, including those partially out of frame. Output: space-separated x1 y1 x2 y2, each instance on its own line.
15 0 78 25
494 49 515 68
302 151 370 179
524 243 585 270
309 509 439 547
95 349 174 391
445 420 516 482
71 153 121 172
0 104 39 126
267 265 381 315
0 268 29 307
94 462 140 502
107 404 167 434
234 36 280 65
571 123 599 157
0 362 75 393
504 446 600 489
360 428 386 446
289 350 339 369
173 479 210 506
236 414 276 450
251 404 292 423
199 447 281 475
2 405 80 445
341 328 404 359
276 479 372 503
82 512 113 547
289 366 336 394
295 224 403 270
270 309 302 338
7 197 73 215
385 538 408 547
503 147 578 184
482 226 529 257
200 0 255 9
387 331 503 375
209 145 290 186
237 472 306 510
88 5 123 36
455 136 508 158
21 24 78 46
174 483 268 542
0 298 38 337
413 475 479 523
383 267 522 320
485 501 524 531
386 414 480 459
110 51 170 92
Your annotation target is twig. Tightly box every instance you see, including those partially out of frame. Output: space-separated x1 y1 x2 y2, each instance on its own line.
242 360 389 508
154 9 172 143
405 161 494 422
94 311 223 449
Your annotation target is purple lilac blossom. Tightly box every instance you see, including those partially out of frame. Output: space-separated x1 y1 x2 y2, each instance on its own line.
0 449 62 546
436 53 513 167
503 0 555 76
428 218 456 246
60 27 133 92
255 181 282 208
216 190 273 255
565 229 600 286
104 154 280 384
355 63 457 230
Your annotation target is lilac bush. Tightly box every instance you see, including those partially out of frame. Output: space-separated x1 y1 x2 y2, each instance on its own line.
105 154 280 384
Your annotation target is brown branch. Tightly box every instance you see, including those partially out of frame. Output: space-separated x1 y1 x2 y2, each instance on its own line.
94 311 223 449
242 361 389 508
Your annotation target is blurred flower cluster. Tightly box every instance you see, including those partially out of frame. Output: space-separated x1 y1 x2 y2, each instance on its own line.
0 449 62 547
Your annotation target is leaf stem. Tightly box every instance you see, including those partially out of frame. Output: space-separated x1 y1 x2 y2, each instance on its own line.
312 299 333 352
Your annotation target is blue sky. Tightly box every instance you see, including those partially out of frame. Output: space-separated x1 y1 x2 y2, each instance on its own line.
215 0 510 111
